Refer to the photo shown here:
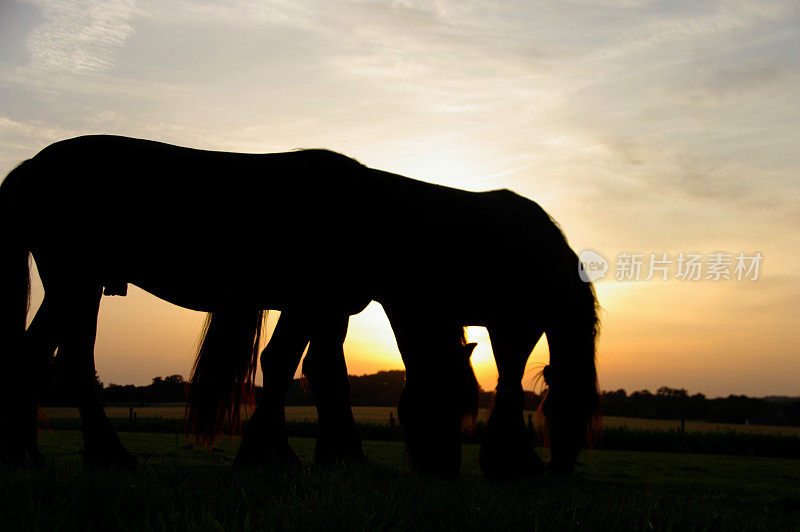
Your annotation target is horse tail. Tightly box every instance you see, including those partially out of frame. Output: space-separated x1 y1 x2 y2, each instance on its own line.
539 240 602 474
0 161 33 458
0 160 32 358
185 308 266 446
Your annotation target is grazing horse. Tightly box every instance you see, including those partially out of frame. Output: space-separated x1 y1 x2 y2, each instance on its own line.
0 135 600 477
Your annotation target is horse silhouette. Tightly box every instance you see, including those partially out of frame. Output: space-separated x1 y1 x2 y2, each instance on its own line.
0 135 600 477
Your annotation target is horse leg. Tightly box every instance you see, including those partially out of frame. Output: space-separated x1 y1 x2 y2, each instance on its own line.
235 310 309 469
0 296 56 467
385 306 473 478
1 276 63 467
20 296 59 466
55 282 136 469
302 313 367 465
479 321 545 479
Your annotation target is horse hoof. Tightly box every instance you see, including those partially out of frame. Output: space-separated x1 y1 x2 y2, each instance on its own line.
0 451 27 469
519 451 546 477
83 449 138 470
479 459 520 481
479 442 544 480
546 461 575 476
314 449 370 467
0 441 44 469
414 466 460 481
314 440 370 467
233 446 301 471
29 447 45 468
405 445 462 480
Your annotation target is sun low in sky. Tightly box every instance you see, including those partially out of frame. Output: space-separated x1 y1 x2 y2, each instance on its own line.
1 0 798 397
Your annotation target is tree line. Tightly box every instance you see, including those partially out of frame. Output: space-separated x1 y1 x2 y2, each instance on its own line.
40 370 800 426
601 387 800 426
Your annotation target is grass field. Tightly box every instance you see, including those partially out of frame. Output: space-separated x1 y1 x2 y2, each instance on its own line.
2 430 799 530
41 405 800 435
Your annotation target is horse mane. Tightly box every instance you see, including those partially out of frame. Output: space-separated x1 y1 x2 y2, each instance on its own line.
534 246 602 455
564 245 602 447
185 309 266 446
581 279 603 447
504 193 602 454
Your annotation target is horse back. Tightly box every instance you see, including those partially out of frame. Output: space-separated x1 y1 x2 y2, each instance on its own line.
21 136 377 307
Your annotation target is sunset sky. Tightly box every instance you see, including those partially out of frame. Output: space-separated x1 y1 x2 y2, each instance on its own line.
1 0 798 397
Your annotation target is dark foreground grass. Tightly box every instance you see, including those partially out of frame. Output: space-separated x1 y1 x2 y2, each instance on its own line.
2 431 800 531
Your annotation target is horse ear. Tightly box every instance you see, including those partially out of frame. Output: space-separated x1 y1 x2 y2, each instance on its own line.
464 342 478 359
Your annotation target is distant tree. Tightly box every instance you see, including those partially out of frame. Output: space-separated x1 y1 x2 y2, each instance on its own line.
103 383 138 403
349 370 407 406
629 389 657 418
148 374 187 402
656 387 688 420
707 394 773 424
94 371 104 396
686 393 708 419
656 387 687 399
600 389 628 416
38 366 799 427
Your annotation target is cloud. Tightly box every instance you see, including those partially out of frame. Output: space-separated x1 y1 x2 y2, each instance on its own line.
132 0 321 30
590 1 790 61
25 0 137 72
0 115 75 140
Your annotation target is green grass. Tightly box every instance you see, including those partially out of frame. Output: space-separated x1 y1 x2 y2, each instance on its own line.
42 406 800 435
2 431 799 531
39 414 800 459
